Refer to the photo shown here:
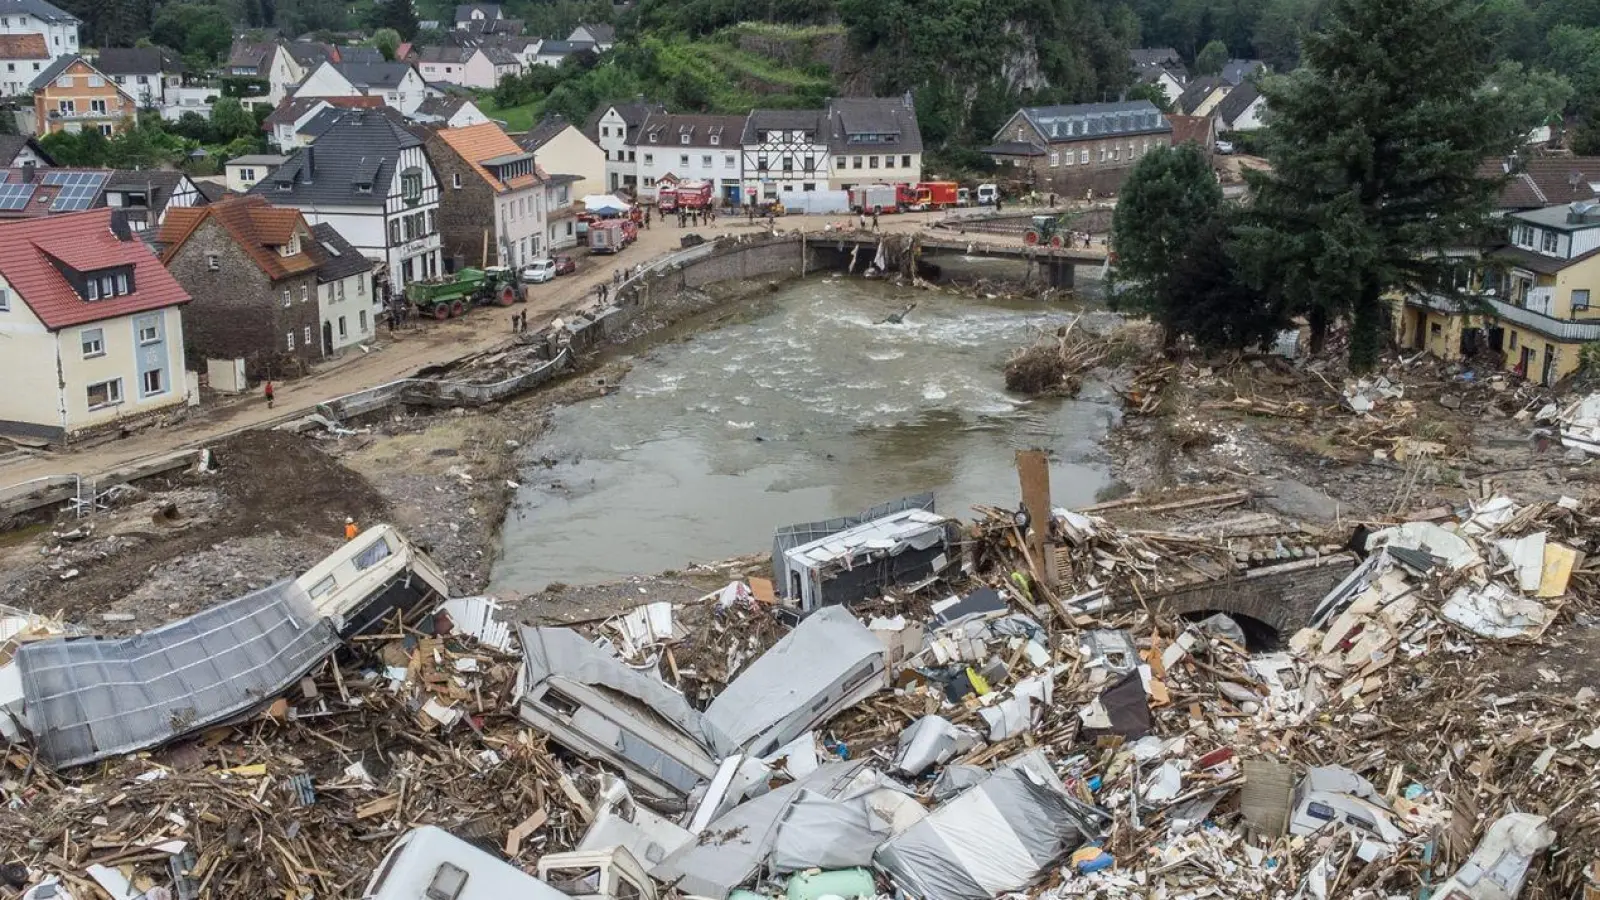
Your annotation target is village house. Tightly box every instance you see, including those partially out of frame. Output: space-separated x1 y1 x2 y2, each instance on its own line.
0 33 48 97
0 166 108 219
423 121 547 270
94 47 218 121
293 61 429 117
413 44 518 89
412 94 490 129
982 100 1172 197
586 99 661 195
1221 58 1266 86
159 196 379 372
1215 82 1267 134
30 55 136 137
824 95 924 192
567 23 615 52
519 113 605 201
1177 76 1229 117
1129 47 1186 106
224 154 286 193
249 109 443 291
225 39 304 107
101 170 206 231
0 134 51 166
454 2 521 34
542 172 579 250
0 208 189 442
628 112 744 206
1488 155 1600 216
261 95 385 152
1401 202 1600 386
532 39 594 67
740 109 827 203
0 0 78 60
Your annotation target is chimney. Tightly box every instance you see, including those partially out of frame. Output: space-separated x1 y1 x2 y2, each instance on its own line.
21 161 35 183
302 145 314 178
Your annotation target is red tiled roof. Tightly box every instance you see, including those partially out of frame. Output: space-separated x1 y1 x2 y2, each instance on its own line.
159 195 317 281
1168 114 1214 149
0 209 188 331
435 122 539 192
0 34 48 59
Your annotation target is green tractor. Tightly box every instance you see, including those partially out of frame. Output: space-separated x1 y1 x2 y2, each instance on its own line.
1022 214 1073 249
405 266 520 320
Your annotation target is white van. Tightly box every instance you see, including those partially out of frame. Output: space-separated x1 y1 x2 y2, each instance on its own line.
362 826 571 900
976 183 999 205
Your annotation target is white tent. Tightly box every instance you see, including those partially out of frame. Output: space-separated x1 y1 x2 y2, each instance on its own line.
581 194 632 214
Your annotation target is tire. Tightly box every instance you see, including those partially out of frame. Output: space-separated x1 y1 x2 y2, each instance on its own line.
450 300 466 318
432 303 450 321
497 286 515 306
1023 231 1040 245
1049 235 1064 249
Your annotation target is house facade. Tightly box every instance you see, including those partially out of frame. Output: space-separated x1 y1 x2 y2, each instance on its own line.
309 222 379 354
983 100 1173 197
31 55 136 137
740 109 828 203
824 95 923 192
424 122 546 270
414 45 518 89
0 33 48 97
629 113 744 206
95 47 217 121
0 0 78 60
293 61 427 116
1177 77 1228 117
586 100 659 195
102 170 206 231
0 208 188 442
520 113 606 200
226 40 304 107
249 109 443 291
224 154 286 193
262 95 384 152
1129 48 1187 106
1400 203 1600 385
1215 82 1266 133
412 94 490 128
0 134 51 166
568 24 614 51
158 196 325 376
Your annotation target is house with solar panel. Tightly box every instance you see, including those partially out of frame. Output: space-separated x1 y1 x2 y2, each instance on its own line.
982 100 1173 198
0 165 111 217
0 207 190 443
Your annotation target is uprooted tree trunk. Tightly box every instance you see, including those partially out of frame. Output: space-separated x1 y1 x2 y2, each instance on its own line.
1004 319 1107 396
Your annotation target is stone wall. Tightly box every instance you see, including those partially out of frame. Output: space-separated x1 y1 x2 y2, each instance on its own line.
1142 554 1358 635
164 218 322 380
423 132 499 273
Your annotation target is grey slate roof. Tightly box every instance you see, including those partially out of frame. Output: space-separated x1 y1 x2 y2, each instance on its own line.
1177 76 1225 114
227 39 276 71
296 105 345 139
1010 100 1170 143
520 113 575 150
825 96 922 155
573 22 615 43
194 180 229 202
580 99 663 141
633 112 745 148
28 54 80 92
1129 47 1182 70
0 0 77 23
741 109 824 145
337 45 384 64
417 44 475 64
16 581 339 768
414 94 471 121
0 134 54 166
332 60 415 89
309 222 374 281
536 39 594 56
251 108 424 208
1215 82 1262 126
95 47 183 76
1221 59 1266 86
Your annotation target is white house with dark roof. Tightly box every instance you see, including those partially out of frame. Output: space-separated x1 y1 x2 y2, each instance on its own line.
1129 47 1186 106
519 113 603 198
740 108 827 202
0 32 49 96
249 109 443 291
94 47 218 120
413 94 490 128
454 3 500 29
226 39 305 106
567 23 614 51
585 99 662 194
630 112 745 205
414 44 518 89
532 40 594 67
824 95 923 191
0 0 78 60
308 222 379 353
1221 59 1266 86
293 60 428 116
1215 82 1266 133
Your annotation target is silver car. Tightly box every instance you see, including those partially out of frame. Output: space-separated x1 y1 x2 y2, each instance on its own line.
520 259 556 284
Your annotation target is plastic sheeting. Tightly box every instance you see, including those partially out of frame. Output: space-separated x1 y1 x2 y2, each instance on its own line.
768 789 891 873
518 625 708 742
893 715 982 776
873 751 1109 900
702 606 887 757
18 582 339 768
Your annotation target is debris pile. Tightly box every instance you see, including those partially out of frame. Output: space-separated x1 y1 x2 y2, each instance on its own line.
0 489 1596 900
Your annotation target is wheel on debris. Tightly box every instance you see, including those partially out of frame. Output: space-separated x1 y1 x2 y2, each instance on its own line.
1023 230 1041 245
451 299 466 318
497 285 516 306
432 303 450 321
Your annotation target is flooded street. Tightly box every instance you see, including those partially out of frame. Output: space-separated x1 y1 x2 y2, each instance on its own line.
492 276 1118 590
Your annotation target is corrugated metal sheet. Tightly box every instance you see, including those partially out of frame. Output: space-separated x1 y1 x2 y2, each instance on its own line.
18 581 339 768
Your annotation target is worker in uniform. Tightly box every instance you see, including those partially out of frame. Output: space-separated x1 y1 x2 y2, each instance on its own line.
344 517 359 541
263 380 275 409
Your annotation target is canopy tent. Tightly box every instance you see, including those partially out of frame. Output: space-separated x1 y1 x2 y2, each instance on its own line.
581 194 632 214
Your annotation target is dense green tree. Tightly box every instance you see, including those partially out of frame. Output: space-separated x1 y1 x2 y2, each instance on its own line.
1124 81 1174 112
1158 215 1290 351
150 3 232 64
1241 0 1542 371
1110 142 1223 314
210 97 256 142
1251 0 1324 70
368 0 419 41
372 27 401 61
1195 38 1229 74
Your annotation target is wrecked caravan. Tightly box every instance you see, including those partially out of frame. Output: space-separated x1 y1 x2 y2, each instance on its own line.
777 506 954 611
516 626 718 803
703 606 889 757
538 846 658 900
361 825 570 900
297 524 451 638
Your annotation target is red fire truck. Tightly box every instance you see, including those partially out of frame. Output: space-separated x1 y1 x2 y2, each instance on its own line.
673 180 714 210
913 181 960 210
849 184 917 214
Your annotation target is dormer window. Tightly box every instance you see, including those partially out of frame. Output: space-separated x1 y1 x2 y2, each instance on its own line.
80 266 134 301
283 233 301 256
710 134 719 146
649 132 658 143
680 133 690 144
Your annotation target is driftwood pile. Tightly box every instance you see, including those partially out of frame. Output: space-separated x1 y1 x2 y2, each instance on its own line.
1004 320 1108 396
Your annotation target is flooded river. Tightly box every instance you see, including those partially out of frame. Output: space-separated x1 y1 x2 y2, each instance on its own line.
491 276 1118 590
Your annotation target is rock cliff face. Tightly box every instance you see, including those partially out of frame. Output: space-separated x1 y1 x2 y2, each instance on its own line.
1000 22 1049 93
729 24 876 95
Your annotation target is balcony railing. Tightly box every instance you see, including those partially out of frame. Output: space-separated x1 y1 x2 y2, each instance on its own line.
1408 292 1600 342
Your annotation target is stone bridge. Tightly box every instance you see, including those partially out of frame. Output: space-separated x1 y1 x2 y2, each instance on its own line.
1126 554 1357 639
807 233 1107 288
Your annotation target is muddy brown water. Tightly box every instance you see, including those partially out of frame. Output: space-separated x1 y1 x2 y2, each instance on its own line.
491 276 1119 590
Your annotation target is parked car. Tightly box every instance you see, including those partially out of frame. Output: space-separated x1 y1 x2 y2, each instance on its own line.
1215 140 1236 155
976 183 999 205
520 259 556 284
553 255 576 276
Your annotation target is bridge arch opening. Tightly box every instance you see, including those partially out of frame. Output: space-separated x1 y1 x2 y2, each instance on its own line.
1179 610 1282 653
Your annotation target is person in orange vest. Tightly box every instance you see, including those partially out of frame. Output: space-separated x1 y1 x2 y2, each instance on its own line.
344 517 359 541
263 380 275 409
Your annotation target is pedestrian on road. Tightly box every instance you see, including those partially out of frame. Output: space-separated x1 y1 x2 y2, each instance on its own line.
995 196 1003 213
344 517 359 541
871 210 880 231
644 212 651 230
511 313 519 334
857 212 867 230
1048 192 1056 207
747 205 755 224
264 380 275 409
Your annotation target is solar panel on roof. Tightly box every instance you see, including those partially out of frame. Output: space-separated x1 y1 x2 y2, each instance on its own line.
0 183 34 211
48 172 107 211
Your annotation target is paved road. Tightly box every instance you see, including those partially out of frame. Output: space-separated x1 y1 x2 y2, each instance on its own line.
4 210 1029 487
